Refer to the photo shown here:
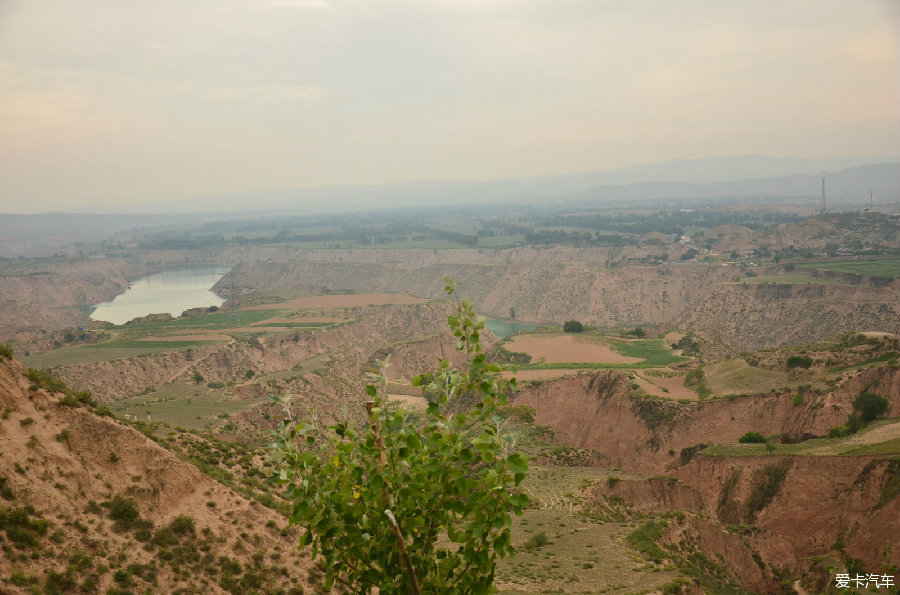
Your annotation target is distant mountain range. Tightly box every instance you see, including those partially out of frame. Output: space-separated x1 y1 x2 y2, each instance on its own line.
138 154 899 214
2 155 897 257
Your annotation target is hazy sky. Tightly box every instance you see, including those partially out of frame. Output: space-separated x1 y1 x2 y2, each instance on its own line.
1 0 898 213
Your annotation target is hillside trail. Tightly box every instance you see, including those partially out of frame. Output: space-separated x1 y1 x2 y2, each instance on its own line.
804 421 900 455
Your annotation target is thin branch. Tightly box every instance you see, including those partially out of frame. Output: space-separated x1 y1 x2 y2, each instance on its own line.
385 508 422 595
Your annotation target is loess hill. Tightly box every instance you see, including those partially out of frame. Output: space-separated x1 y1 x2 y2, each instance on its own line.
0 354 319 595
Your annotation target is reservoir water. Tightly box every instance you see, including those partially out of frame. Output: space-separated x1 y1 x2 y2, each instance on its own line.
90 266 231 325
484 318 538 339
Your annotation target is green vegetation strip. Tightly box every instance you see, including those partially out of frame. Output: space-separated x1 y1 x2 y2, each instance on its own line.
524 361 676 370
735 274 854 286
248 322 334 328
701 420 900 457
608 338 688 366
114 309 282 334
796 258 900 278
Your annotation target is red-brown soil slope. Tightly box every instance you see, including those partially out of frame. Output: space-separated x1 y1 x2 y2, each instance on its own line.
0 356 317 594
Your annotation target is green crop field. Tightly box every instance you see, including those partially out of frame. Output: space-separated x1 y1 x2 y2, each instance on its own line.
734 273 854 286
797 258 900 278
607 338 687 366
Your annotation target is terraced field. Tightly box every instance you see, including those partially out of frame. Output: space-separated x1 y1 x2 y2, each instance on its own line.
495 466 680 595
796 257 900 278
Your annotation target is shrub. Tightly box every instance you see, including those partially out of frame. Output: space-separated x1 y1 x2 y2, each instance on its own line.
169 514 196 537
9 572 38 587
786 355 813 369
607 475 621 488
193 370 204 384
563 319 584 333
44 570 77 595
791 394 804 407
738 432 767 444
0 474 13 500
523 531 549 550
152 527 178 547
0 342 14 359
0 505 48 548
627 519 669 563
245 370 255 379
853 392 889 423
25 368 69 394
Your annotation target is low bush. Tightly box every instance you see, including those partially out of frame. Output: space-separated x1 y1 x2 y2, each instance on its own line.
738 432 767 444
523 531 549 550
627 519 669 563
0 505 48 548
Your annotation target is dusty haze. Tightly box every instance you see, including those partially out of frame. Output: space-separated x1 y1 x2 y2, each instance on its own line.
0 0 898 213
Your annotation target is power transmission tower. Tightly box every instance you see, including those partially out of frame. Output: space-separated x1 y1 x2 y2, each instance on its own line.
227 276 254 328
821 178 826 215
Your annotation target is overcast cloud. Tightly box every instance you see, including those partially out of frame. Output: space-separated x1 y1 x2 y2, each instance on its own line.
0 0 898 213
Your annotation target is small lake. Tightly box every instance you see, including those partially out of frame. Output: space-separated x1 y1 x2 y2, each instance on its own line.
484 318 538 339
90 266 231 325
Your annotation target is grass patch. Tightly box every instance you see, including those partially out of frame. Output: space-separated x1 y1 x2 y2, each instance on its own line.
842 437 900 456
627 519 669 563
875 461 900 508
745 464 788 521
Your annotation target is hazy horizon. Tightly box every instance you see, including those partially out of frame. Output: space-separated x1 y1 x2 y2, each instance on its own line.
1 0 898 214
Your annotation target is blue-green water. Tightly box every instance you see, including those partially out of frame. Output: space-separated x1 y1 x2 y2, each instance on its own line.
90 266 231 325
484 318 538 339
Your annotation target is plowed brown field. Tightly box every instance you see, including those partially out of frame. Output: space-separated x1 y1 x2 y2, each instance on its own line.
505 334 642 364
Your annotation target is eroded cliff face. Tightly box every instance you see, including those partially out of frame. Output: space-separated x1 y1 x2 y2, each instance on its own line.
0 258 146 340
513 366 900 473
214 247 900 350
527 366 900 590
670 455 900 571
